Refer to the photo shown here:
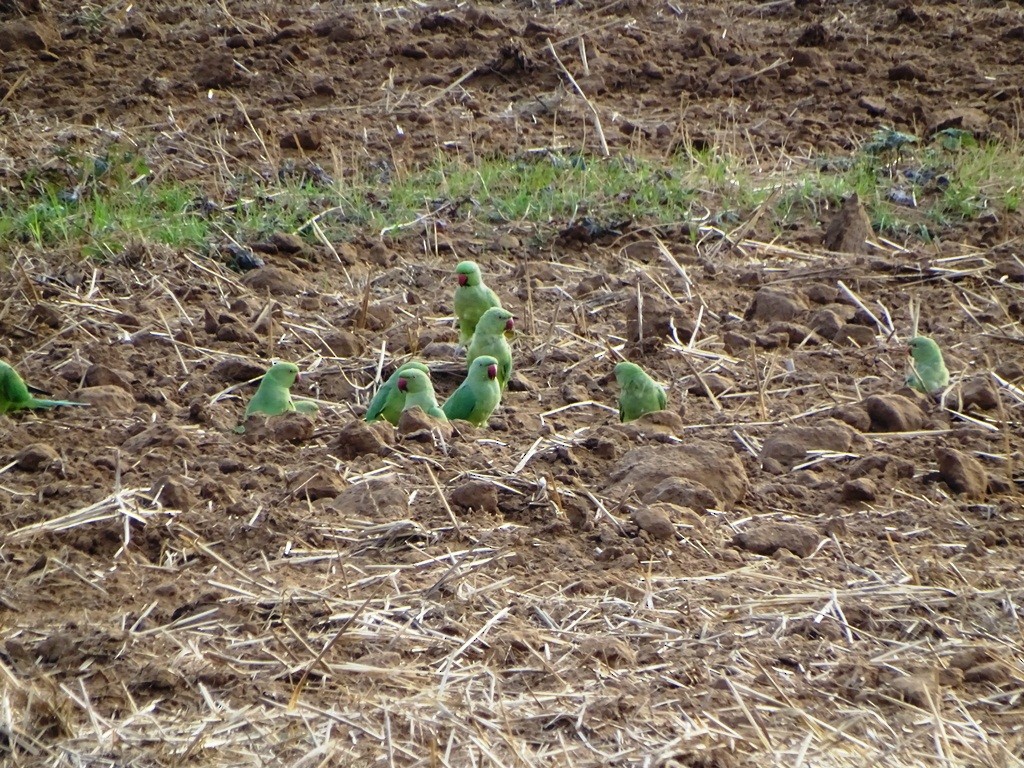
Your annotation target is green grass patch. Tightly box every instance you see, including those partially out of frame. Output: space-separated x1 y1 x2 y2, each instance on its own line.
1 130 1021 261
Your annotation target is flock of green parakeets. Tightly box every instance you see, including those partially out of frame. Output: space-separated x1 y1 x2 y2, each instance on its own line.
0 260 954 426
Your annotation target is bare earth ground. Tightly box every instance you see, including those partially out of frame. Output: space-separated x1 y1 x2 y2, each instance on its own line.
2 1 1024 766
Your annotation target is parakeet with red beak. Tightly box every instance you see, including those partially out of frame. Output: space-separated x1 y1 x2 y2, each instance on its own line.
365 361 430 425
442 355 502 426
466 307 514 391
397 368 447 421
453 260 502 345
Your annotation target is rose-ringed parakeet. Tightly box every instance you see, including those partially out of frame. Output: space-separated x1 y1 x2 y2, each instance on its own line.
442 355 501 426
466 307 513 391
454 260 502 345
365 361 430 425
397 368 447 421
614 361 667 422
0 361 87 414
237 362 317 431
906 336 950 395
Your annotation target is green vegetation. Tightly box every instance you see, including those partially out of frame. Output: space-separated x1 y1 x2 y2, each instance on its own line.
1 128 1021 261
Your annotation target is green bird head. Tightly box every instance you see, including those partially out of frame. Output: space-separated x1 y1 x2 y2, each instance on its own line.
455 260 482 287
613 361 644 384
476 307 514 335
265 362 300 388
469 355 499 382
907 336 943 363
397 368 431 393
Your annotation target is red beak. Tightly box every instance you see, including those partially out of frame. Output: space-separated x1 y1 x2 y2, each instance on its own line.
505 318 515 332
295 372 302 383
487 364 498 379
397 377 408 391
458 274 468 286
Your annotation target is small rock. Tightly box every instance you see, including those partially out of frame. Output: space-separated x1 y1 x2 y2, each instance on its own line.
831 404 872 432
767 321 817 345
270 231 306 253
888 62 927 81
824 193 873 254
84 363 133 391
833 323 876 347
842 477 877 502
71 385 135 415
935 447 987 500
330 478 408 520
192 52 243 88
291 471 344 501
723 330 753 354
216 323 259 343
995 360 1024 382
320 330 362 357
858 95 887 116
30 303 61 328
684 372 732 396
211 359 266 382
807 309 845 340
733 522 820 558
271 412 315 443
931 107 990 137
449 481 499 514
330 420 392 459
864 394 926 432
745 288 807 323
397 406 452 439
149 475 195 510
631 505 676 540
280 127 322 151
607 444 748 508
241 266 310 296
122 424 193 453
760 420 861 470
963 662 1010 685
887 672 936 708
15 443 59 472
961 377 999 410
641 478 718 513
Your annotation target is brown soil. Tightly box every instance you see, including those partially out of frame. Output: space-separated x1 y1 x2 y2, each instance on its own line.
2 2 1024 766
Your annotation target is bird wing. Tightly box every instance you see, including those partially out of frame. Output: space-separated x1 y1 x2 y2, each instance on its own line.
442 382 475 421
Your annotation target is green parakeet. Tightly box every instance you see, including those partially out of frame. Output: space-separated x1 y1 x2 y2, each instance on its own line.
614 361 667 422
905 336 950 395
396 368 447 421
442 355 502 426
365 361 430 425
466 307 513 391
238 362 317 430
454 260 502 345
0 361 87 414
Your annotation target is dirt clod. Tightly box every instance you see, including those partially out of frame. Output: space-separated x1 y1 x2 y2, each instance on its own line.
449 480 499 514
15 443 60 472
733 522 820 558
935 447 987 500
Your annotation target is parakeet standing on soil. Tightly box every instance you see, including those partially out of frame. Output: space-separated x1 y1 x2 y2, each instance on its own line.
0 361 87 414
442 355 502 426
397 368 448 421
466 307 514 391
905 336 950 395
614 361 667 422
454 260 502 345
365 361 430 425
240 362 318 424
